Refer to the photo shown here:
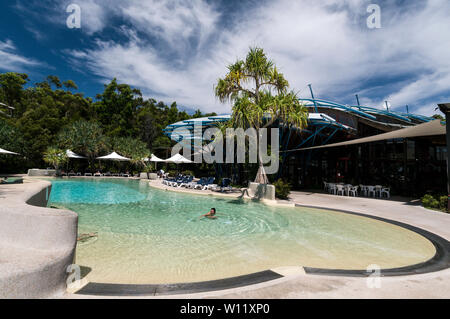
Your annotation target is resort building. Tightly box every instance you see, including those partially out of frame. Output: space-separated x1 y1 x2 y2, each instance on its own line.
164 98 446 197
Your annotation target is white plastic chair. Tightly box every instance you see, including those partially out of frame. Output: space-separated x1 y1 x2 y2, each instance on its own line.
367 186 376 198
381 187 390 199
375 185 383 198
328 183 337 195
359 185 367 197
348 186 359 197
336 184 345 196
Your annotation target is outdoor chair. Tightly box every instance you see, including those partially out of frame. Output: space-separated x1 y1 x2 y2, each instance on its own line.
323 181 329 192
328 183 337 195
348 185 359 197
380 187 390 199
212 178 232 193
169 176 186 187
336 184 345 196
178 176 194 188
201 177 217 190
0 177 23 185
359 185 367 197
84 172 93 176
375 185 383 197
187 177 206 189
367 186 376 198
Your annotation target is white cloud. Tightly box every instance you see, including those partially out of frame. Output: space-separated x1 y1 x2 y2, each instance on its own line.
65 0 450 115
0 39 42 72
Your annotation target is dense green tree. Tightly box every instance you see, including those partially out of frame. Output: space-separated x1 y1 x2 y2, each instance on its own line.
0 72 217 173
108 136 150 164
94 79 143 137
0 72 29 115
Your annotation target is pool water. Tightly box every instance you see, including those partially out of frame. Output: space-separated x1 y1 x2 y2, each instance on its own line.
49 178 436 284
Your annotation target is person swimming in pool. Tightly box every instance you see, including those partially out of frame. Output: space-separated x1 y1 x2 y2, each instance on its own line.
200 208 217 219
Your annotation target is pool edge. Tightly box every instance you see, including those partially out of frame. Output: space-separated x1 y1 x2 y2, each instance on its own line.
295 204 450 277
74 270 284 296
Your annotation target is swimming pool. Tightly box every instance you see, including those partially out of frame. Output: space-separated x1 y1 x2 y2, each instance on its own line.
49 178 436 284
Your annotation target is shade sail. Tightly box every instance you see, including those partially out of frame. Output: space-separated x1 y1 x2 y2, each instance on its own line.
165 153 193 164
96 152 130 161
0 148 19 155
294 120 445 152
66 150 87 159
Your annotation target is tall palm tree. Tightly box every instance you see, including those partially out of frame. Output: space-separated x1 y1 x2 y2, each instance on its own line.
215 47 308 183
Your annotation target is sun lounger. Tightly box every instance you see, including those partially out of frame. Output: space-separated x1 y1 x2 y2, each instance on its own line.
0 177 24 184
212 178 232 192
84 173 93 176
199 177 216 190
178 176 194 188
187 177 205 189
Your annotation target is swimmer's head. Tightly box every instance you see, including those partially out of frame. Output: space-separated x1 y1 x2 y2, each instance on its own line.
211 208 216 215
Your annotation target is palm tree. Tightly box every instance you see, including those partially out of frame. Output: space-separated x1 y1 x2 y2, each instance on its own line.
56 120 108 168
43 147 68 171
215 47 308 183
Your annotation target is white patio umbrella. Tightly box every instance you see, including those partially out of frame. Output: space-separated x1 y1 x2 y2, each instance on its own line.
66 150 87 159
96 152 130 161
165 153 193 164
147 154 166 170
150 154 166 162
0 147 19 155
165 153 193 173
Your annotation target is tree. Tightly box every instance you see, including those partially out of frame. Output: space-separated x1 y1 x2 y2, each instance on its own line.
94 79 143 137
0 72 28 115
57 120 107 167
43 147 68 170
215 47 308 184
108 136 150 165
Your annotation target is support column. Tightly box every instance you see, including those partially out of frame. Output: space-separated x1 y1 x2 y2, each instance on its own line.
438 103 450 211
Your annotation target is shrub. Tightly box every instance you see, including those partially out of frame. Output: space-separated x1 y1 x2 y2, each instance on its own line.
181 170 195 176
274 179 291 200
167 170 178 177
439 196 448 210
422 194 448 212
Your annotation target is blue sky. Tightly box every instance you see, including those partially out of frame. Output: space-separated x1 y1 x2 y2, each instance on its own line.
0 0 449 115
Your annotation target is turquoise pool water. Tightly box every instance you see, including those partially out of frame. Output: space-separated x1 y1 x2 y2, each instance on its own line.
49 178 435 284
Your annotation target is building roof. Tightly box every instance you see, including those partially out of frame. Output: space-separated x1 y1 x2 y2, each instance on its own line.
292 120 445 151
